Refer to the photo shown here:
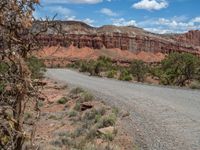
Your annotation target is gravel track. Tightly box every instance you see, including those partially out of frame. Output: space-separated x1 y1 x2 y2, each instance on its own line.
46 69 200 150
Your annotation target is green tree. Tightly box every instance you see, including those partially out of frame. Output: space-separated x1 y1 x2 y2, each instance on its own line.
161 52 200 86
119 69 132 81
130 60 148 82
27 56 46 79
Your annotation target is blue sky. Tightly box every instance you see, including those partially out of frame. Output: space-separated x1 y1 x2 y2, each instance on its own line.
34 0 200 33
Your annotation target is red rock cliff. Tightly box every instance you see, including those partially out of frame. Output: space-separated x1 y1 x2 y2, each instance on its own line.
34 21 200 56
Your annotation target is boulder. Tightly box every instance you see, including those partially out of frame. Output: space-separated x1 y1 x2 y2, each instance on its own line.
98 126 115 135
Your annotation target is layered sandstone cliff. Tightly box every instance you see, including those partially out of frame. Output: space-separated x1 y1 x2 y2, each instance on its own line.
33 21 200 57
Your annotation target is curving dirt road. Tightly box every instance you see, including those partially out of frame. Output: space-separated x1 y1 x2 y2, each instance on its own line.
46 69 200 150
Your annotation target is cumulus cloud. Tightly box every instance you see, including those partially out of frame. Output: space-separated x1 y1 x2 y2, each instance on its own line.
100 8 118 16
82 18 95 25
41 0 103 4
112 18 137 26
65 16 76 20
138 16 200 34
192 17 200 23
132 0 168 11
156 18 195 29
65 16 95 26
144 27 172 34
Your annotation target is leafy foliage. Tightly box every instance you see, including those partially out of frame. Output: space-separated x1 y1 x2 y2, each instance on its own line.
0 1 55 149
119 68 132 81
107 70 117 78
68 53 200 88
130 60 148 82
27 56 46 79
0 62 9 74
160 53 200 86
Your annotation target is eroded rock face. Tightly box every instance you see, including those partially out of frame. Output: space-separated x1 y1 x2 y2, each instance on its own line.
172 30 200 47
34 21 200 56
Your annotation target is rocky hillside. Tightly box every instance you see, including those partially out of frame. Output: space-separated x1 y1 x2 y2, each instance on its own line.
34 21 200 56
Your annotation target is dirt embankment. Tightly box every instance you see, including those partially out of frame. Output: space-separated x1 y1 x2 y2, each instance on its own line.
34 45 165 67
24 79 136 150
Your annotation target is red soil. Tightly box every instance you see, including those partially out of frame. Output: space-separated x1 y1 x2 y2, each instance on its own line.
35 45 165 63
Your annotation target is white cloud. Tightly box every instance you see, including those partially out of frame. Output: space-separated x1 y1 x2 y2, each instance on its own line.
41 0 103 4
132 0 168 11
65 16 95 26
144 27 172 34
51 6 72 16
192 17 200 23
82 18 95 25
137 16 200 34
156 18 195 29
66 16 76 20
100 8 118 16
112 18 137 26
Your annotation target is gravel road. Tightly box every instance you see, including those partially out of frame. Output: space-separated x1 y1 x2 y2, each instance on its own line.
46 69 200 150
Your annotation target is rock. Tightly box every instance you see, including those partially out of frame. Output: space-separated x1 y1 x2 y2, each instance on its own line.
173 30 200 47
38 94 46 101
81 102 93 111
33 79 47 86
121 111 130 118
31 21 200 59
98 126 115 135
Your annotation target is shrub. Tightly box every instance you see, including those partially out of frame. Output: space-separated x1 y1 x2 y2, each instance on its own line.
71 128 84 138
190 81 200 89
37 100 44 107
57 97 68 104
51 139 63 147
107 70 117 78
101 132 115 142
160 52 200 86
86 128 97 139
49 115 60 120
130 60 148 82
70 87 84 95
83 109 100 121
112 107 119 116
119 69 132 81
68 60 82 69
79 60 95 75
27 56 46 79
72 56 113 76
68 110 77 117
96 56 113 72
24 112 32 121
82 92 94 102
0 62 9 74
150 65 162 78
74 102 81 111
97 114 117 128
0 82 5 93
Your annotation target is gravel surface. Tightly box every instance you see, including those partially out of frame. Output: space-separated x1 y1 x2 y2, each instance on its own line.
46 69 200 150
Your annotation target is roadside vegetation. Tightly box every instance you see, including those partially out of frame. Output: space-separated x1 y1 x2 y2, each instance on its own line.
27 56 46 79
0 1 50 149
68 53 200 88
34 82 134 150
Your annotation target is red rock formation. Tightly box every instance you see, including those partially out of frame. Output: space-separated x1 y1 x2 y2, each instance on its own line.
33 21 200 57
172 30 200 47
